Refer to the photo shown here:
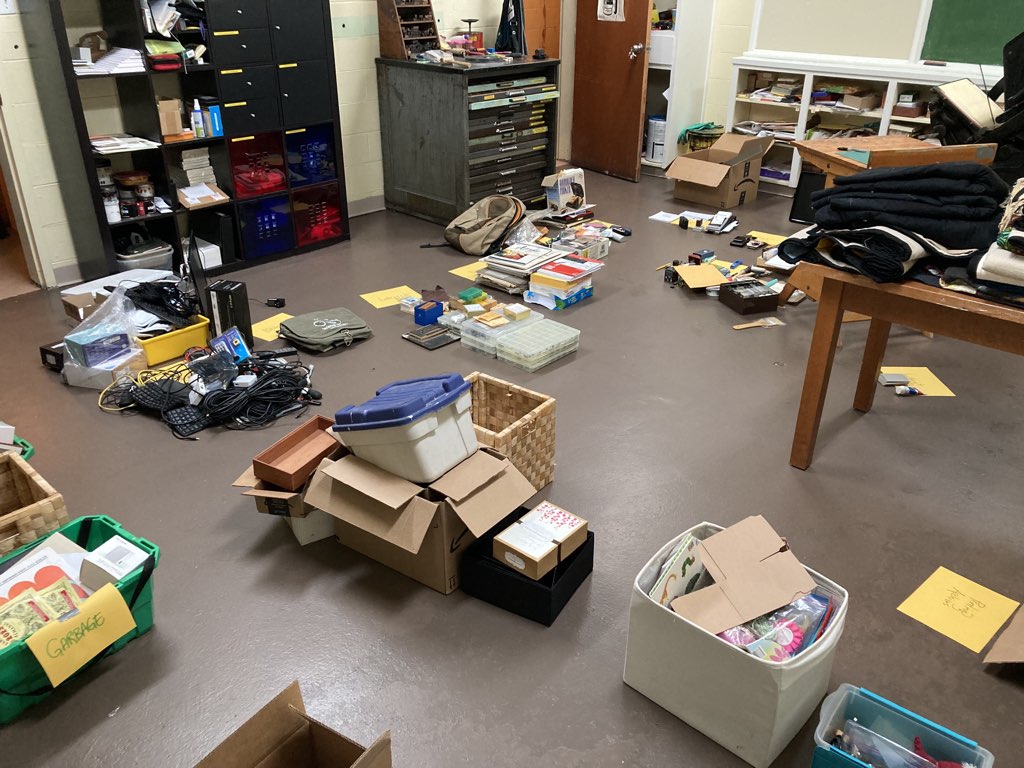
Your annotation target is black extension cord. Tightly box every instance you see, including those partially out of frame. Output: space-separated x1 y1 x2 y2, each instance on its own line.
202 363 316 429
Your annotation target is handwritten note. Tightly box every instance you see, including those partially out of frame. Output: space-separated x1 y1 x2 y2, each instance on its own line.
359 285 421 309
27 583 137 686
898 567 1019 652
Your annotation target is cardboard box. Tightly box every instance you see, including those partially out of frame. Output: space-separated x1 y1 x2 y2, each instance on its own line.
718 282 778 315
666 135 774 208
253 415 339 492
197 681 392 768
840 91 882 110
63 326 132 367
61 292 106 323
61 347 147 390
234 455 344 546
462 507 594 626
542 168 586 212
157 98 183 137
492 501 587 580
305 448 536 594
623 521 848 768
892 101 927 118
177 183 230 210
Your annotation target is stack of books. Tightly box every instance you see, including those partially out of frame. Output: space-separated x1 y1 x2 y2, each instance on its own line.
74 47 146 77
770 77 802 100
479 243 562 294
525 253 603 311
170 147 217 187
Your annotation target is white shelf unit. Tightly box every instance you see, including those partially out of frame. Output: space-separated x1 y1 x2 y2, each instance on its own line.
726 53 990 188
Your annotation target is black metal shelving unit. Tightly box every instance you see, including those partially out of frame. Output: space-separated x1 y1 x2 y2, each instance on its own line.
49 0 349 278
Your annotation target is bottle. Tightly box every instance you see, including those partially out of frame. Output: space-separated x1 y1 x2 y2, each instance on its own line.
191 99 205 138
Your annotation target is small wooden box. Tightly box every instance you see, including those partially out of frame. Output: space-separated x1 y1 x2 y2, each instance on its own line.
253 415 338 491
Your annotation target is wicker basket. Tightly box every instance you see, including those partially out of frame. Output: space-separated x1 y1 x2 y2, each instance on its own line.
0 453 68 555
467 371 555 491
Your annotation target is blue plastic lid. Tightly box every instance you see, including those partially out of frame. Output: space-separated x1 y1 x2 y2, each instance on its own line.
333 373 471 431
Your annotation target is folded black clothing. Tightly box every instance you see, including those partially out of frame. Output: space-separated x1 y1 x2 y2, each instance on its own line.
813 206 999 250
778 225 978 283
824 195 999 221
829 161 1010 199
811 190 1002 210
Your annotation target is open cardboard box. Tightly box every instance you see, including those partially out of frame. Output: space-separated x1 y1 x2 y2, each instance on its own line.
197 681 391 768
305 447 536 594
667 134 774 208
254 416 340 492
234 460 342 547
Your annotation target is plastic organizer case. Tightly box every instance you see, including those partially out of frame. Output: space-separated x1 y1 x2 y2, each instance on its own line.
285 124 337 188
0 515 159 724
812 684 994 768
497 319 581 372
460 311 544 357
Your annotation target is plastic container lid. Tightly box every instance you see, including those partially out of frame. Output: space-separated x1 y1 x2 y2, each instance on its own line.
334 373 471 432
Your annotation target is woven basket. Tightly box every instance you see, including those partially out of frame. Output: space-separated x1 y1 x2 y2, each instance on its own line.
467 371 555 491
0 454 68 555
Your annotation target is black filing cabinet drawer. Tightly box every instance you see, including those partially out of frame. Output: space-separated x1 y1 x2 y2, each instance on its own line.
218 64 277 102
277 60 332 126
269 0 327 62
206 0 269 30
211 28 273 66
221 96 280 136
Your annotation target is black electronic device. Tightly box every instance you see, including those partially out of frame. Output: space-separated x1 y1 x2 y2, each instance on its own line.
403 325 459 349
163 405 216 437
207 279 254 349
40 341 66 372
130 380 191 412
730 235 751 247
186 233 211 318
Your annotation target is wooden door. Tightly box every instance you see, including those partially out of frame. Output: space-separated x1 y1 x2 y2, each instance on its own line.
571 0 650 181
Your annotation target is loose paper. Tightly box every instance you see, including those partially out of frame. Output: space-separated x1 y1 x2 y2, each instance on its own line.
597 0 625 22
984 607 1024 663
675 263 729 289
251 313 293 342
747 231 788 247
448 261 487 280
649 211 681 224
879 366 955 397
897 566 1019 653
359 285 421 309
27 583 137 687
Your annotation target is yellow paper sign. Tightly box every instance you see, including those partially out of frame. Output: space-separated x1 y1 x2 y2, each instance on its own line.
448 261 487 280
898 567 1019 653
880 366 955 397
251 312 293 342
27 584 137 687
746 231 788 247
359 285 421 309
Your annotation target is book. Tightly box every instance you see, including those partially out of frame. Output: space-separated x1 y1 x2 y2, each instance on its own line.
535 254 603 280
484 243 562 275
649 534 704 607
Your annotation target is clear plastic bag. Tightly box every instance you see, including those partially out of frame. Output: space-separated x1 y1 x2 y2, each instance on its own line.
505 216 543 246
63 285 142 367
717 593 831 661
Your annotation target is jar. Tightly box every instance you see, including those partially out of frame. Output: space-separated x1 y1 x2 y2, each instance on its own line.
102 190 121 223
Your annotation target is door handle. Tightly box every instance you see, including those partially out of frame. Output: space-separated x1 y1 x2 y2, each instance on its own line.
628 43 645 61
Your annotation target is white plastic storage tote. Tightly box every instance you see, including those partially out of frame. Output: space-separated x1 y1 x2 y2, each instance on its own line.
333 373 478 483
623 522 849 768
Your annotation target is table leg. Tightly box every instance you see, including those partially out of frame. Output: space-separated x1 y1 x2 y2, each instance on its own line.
790 278 846 469
854 318 891 413
777 283 797 306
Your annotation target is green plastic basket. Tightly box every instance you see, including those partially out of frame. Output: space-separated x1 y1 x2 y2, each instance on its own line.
0 515 159 724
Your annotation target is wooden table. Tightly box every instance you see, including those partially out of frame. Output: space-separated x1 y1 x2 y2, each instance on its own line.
793 136 997 187
790 263 1024 469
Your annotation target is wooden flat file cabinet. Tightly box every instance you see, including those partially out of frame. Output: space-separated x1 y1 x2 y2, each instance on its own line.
377 58 560 224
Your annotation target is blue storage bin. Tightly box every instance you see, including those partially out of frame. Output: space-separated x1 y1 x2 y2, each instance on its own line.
334 373 471 431
812 684 994 768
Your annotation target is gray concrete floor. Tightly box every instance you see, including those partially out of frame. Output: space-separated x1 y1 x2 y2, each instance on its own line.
1 173 1022 767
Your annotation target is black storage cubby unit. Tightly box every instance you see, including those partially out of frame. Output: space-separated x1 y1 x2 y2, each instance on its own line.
49 0 348 277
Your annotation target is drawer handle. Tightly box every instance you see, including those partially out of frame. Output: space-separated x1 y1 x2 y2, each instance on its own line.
498 145 518 152
507 90 525 96
283 93 289 97
275 25 282 30
241 44 248 49
496 185 513 193
499 170 516 176
496 126 513 133
236 8 242 13
250 113 256 117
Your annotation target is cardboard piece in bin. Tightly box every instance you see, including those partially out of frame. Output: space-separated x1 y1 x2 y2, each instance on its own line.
670 515 815 635
197 681 392 768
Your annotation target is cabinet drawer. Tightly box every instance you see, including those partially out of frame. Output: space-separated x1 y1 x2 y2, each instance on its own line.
277 60 332 126
470 172 544 197
467 75 549 95
468 159 548 187
207 0 269 30
221 96 280 135
269 0 327 61
469 179 544 206
469 125 549 151
468 136 548 162
211 27 273 66
469 148 549 176
469 83 559 109
218 64 277 102
468 113 549 139
469 104 549 127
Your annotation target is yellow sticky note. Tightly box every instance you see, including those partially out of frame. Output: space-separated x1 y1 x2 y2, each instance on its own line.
359 285 421 309
449 261 487 280
898 567 1019 653
27 584 137 687
880 366 955 397
747 231 788 247
251 312 293 342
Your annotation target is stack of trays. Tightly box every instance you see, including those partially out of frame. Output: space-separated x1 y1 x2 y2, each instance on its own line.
497 319 580 372
460 310 544 357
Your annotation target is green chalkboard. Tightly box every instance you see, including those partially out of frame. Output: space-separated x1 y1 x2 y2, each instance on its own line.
921 0 1011 66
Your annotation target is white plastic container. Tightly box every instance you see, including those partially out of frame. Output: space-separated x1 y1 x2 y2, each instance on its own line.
332 373 478 484
623 522 849 768
497 319 580 372
460 310 543 357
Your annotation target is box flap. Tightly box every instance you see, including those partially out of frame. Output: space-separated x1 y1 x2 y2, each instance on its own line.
196 682 309 768
322 455 422 509
305 466 437 554
665 156 731 188
233 467 259 488
444 455 536 538
541 173 558 186
985 607 1024 663
243 487 300 501
429 449 507 502
670 515 815 635
707 134 774 166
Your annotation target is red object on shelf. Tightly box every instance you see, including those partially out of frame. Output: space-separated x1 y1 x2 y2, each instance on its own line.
292 183 343 246
228 131 288 199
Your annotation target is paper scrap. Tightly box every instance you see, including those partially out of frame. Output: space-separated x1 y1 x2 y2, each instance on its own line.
985 607 1024 663
359 285 421 309
250 313 293 342
27 583 137 687
734 317 785 330
676 263 729 289
898 566 1019 653
448 261 487 280
879 367 955 397
747 231 788 247
649 211 680 224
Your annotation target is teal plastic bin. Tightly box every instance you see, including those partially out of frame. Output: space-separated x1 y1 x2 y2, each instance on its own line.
812 684 994 767
0 515 159 724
